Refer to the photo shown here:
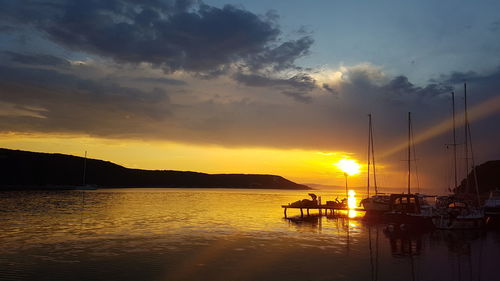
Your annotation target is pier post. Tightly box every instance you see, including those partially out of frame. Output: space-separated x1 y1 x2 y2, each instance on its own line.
284 207 287 218
300 208 303 218
307 209 310 216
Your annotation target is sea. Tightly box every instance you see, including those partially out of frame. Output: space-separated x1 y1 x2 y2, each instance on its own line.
0 188 499 281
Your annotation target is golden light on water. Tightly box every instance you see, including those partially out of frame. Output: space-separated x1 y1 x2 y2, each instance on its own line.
347 190 356 209
347 190 358 218
335 158 361 176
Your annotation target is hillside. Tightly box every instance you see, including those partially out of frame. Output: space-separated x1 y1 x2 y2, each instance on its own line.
0 148 310 190
455 160 500 195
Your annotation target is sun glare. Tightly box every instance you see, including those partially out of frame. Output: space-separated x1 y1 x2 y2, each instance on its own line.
348 190 357 209
335 158 361 176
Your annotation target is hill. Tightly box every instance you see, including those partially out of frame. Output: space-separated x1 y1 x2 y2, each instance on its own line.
455 160 500 195
0 148 310 190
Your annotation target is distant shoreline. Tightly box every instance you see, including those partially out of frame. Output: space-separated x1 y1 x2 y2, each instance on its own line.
0 185 312 191
0 148 311 191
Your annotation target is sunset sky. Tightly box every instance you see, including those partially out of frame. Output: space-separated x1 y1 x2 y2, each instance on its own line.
1 0 500 191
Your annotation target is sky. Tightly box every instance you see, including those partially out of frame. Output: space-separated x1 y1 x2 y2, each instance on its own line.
1 0 500 192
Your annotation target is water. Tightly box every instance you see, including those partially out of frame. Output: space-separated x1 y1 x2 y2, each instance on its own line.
0 188 499 281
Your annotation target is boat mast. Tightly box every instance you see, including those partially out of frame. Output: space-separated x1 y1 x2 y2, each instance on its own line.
371 116 378 195
463 83 481 205
468 124 481 205
452 92 458 191
367 114 378 197
408 112 411 194
367 114 371 198
464 83 469 194
83 151 87 186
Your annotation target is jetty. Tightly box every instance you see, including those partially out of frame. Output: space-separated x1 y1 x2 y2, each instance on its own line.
281 204 365 218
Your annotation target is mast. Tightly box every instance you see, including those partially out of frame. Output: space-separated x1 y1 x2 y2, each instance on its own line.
464 83 469 194
452 92 458 191
367 114 378 197
463 83 481 205
371 116 378 195
408 112 411 194
367 114 372 198
82 151 87 186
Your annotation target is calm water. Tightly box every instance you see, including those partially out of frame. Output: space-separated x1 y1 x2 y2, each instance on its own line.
1 188 499 281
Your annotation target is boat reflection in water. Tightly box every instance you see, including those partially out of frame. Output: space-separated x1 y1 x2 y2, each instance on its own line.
284 211 496 281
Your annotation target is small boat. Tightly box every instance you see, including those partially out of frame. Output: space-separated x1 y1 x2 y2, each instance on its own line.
288 193 319 208
433 196 484 229
361 194 391 213
484 189 500 218
385 193 436 227
326 197 348 209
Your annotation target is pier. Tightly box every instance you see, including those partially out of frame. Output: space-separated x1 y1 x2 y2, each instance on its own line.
282 205 365 218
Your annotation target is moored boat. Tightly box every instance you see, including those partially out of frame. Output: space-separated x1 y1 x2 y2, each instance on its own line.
484 189 500 218
385 193 436 227
433 87 484 229
383 113 436 227
361 194 391 213
433 196 484 229
361 114 391 215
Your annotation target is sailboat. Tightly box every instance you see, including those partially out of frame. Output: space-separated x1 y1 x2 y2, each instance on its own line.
433 85 484 229
385 112 435 227
72 151 97 190
484 189 500 219
361 114 391 214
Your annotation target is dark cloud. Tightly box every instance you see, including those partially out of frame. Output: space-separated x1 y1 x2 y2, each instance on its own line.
322 83 337 95
2 51 70 67
0 64 172 136
246 36 314 71
384 75 452 99
0 25 16 32
234 72 316 102
0 0 311 75
489 20 500 32
128 76 186 86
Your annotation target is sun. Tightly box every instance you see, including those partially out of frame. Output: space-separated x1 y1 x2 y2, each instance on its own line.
335 158 361 176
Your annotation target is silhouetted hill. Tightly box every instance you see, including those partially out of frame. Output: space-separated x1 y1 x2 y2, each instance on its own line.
0 148 310 190
455 160 500 196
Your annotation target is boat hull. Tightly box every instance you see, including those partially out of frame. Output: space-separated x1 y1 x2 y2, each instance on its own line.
361 196 391 214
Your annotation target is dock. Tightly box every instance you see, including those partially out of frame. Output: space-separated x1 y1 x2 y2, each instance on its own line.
282 205 365 218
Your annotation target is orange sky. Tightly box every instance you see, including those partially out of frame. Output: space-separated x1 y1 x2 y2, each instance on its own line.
0 132 408 189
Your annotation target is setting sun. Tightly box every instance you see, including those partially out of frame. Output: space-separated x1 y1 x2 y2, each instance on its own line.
334 158 361 176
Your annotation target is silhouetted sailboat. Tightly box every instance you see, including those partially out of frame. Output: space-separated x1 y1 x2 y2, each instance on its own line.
361 114 390 214
73 151 97 190
433 85 484 229
385 112 435 227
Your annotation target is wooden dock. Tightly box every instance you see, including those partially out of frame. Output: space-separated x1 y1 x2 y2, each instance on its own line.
282 205 365 218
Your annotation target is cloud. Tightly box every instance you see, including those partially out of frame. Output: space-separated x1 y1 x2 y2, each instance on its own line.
383 75 452 99
124 76 187 86
2 51 70 67
1 1 500 188
0 0 311 76
321 84 337 95
0 62 174 137
234 72 317 103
